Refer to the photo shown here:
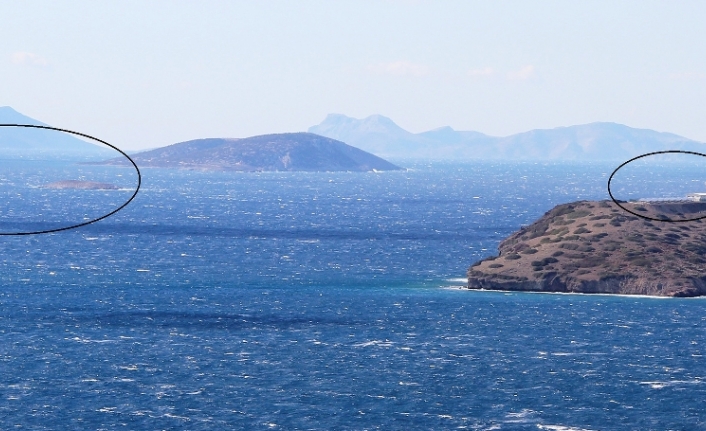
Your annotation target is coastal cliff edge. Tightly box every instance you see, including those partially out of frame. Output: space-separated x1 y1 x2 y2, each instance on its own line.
467 200 706 297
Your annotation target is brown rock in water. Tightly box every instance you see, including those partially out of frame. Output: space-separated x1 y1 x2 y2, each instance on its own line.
43 180 119 190
467 200 706 297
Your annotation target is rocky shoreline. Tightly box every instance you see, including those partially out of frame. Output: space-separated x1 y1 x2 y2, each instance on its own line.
467 200 706 297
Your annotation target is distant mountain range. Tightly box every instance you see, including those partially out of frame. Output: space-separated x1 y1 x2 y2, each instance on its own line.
96 133 402 172
309 114 706 160
0 106 113 159
4 105 704 164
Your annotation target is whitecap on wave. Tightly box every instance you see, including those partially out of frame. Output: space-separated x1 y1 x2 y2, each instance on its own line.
640 379 704 389
353 340 394 348
537 425 595 431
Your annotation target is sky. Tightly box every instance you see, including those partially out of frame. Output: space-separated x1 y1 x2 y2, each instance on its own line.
1 0 705 150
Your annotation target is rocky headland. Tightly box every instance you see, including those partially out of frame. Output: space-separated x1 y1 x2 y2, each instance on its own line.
43 180 119 190
467 200 706 297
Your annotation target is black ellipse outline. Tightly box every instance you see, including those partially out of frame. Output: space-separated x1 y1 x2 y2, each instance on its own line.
0 124 141 235
608 150 706 223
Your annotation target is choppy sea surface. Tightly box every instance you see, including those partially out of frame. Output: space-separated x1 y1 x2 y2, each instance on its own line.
1 160 705 430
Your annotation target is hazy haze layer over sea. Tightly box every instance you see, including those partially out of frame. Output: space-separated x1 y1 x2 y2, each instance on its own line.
1 160 705 430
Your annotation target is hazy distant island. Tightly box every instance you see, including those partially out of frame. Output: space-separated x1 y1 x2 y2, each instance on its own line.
94 132 402 172
43 180 119 190
310 113 706 160
0 106 115 160
467 200 706 297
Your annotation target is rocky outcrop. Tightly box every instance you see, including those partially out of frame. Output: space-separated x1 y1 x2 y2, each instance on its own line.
467 200 706 297
43 180 119 190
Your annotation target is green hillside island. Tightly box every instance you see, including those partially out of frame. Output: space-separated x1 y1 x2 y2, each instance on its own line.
95 132 402 172
467 200 706 297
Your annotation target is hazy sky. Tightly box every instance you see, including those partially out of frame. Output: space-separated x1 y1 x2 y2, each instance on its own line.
2 1 705 150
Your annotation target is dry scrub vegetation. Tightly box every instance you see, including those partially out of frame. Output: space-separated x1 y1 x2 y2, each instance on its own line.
467 200 706 296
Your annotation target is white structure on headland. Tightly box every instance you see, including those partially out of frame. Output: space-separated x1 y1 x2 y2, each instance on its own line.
637 193 706 203
687 193 706 202
638 197 680 202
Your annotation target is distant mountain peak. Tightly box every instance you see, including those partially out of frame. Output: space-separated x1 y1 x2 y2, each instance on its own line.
322 113 353 122
0 106 111 159
429 126 456 133
0 106 47 126
309 114 414 154
362 114 397 124
0 106 22 114
314 113 402 128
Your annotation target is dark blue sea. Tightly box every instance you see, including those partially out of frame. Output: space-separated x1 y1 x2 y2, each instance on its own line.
1 160 705 430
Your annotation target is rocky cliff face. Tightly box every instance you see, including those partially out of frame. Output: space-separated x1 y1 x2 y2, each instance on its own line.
467 200 706 297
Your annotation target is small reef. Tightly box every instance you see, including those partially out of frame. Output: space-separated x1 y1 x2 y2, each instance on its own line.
43 180 119 190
